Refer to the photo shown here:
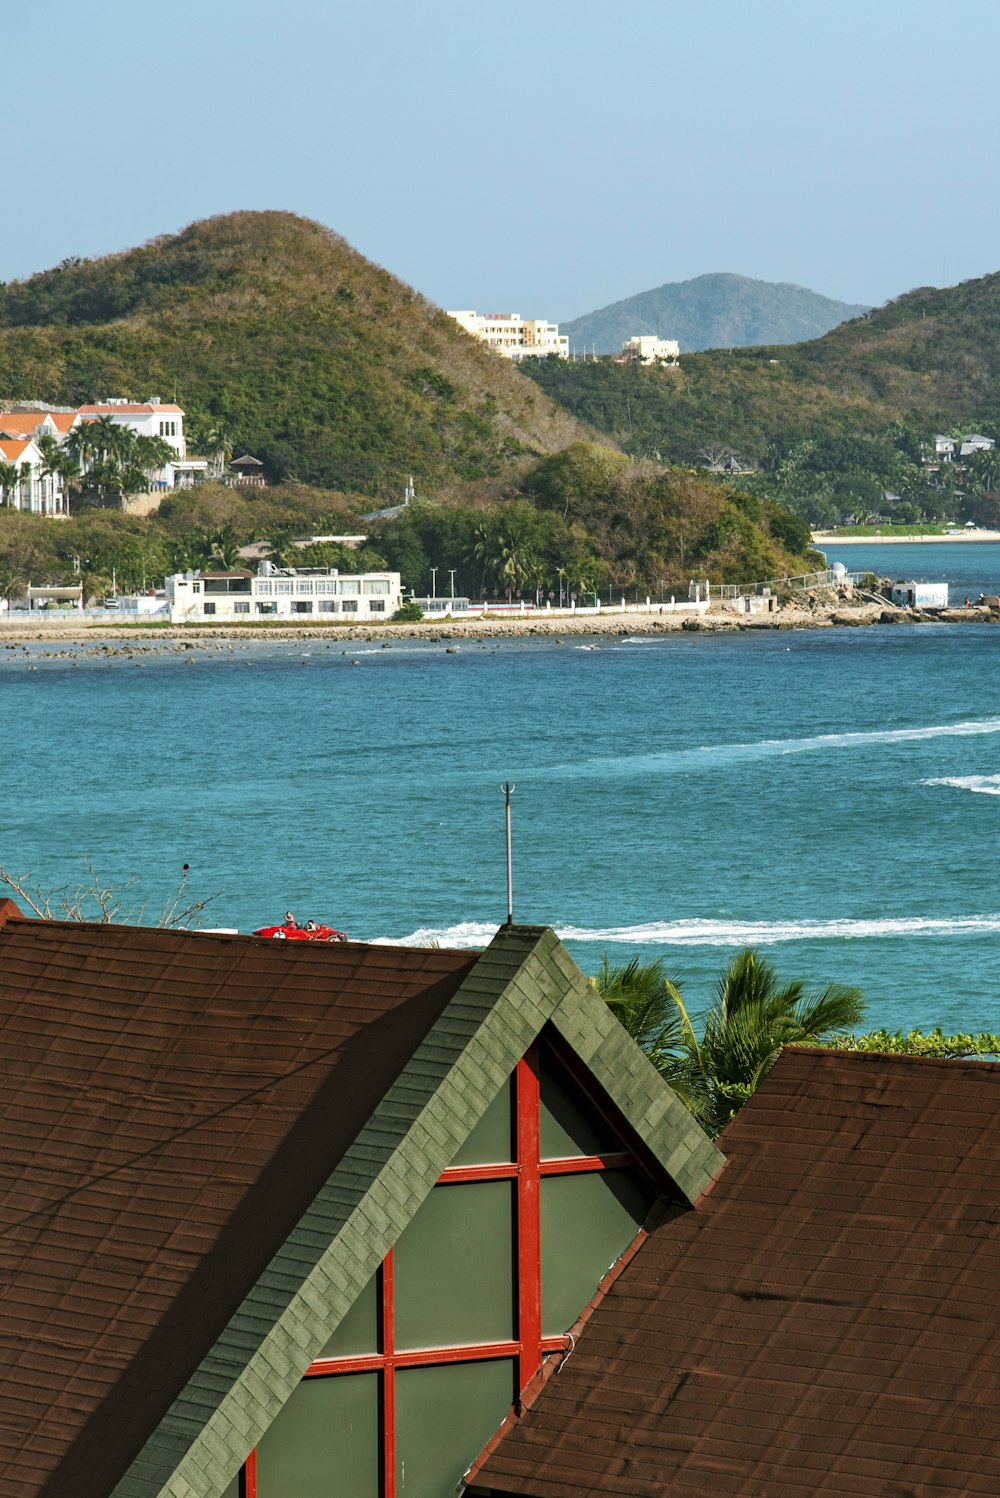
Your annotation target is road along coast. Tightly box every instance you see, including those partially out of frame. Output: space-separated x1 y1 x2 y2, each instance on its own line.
0 594 996 648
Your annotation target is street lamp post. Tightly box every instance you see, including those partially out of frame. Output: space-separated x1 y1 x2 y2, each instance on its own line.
430 567 438 599
558 568 565 609
448 569 456 599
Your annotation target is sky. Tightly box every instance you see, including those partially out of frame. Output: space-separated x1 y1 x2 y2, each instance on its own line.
8 1 1000 320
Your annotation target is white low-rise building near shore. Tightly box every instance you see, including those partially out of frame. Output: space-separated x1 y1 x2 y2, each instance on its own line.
166 561 402 623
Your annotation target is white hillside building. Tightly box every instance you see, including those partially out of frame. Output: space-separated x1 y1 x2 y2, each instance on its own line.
0 437 65 515
75 400 187 459
0 399 209 490
75 400 208 487
447 310 569 361
621 335 680 365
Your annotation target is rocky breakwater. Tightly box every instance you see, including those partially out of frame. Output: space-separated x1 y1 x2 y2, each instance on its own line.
0 587 997 648
682 584 1000 632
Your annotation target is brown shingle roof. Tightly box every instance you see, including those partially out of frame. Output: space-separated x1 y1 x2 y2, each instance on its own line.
0 905 475 1498
474 1047 1000 1498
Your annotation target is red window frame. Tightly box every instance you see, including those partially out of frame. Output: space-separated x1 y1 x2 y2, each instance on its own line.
240 1043 640 1498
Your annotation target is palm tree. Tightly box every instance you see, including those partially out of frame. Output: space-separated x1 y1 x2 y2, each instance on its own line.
473 518 501 596
689 949 866 1134
17 463 34 512
594 948 865 1137
127 433 175 495
187 416 231 479
0 561 24 613
207 526 242 570
36 434 79 515
0 460 21 508
66 420 99 471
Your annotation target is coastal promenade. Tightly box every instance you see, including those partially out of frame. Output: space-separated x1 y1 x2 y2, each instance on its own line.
0 595 994 647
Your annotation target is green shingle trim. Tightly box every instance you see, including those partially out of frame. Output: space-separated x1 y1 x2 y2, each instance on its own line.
546 968 725 1203
110 924 723 1498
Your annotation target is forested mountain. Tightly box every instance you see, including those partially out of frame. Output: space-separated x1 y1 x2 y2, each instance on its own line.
0 213 823 590
527 269 1000 525
0 212 589 496
562 273 869 354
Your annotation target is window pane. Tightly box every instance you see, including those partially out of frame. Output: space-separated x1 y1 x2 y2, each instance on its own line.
450 1079 513 1166
539 1050 619 1159
396 1360 514 1498
541 1169 653 1335
316 1269 378 1358
395 1182 513 1349
255 1373 378 1498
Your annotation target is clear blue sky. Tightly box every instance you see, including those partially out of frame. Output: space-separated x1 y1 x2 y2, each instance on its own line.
10 1 1000 320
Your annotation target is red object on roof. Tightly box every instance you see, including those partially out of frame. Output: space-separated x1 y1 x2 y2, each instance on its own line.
253 920 348 942
473 1046 1000 1498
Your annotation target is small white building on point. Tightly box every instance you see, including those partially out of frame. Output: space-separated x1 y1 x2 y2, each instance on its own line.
447 310 569 360
166 561 402 623
621 335 680 365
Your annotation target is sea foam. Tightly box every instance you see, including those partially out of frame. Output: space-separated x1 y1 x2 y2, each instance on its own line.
923 774 1000 795
374 913 1000 950
542 716 1000 781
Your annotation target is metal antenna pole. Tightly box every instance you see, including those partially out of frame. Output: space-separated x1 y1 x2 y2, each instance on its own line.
500 782 515 925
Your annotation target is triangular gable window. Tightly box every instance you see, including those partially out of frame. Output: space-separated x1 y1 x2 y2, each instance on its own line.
234 1037 661 1498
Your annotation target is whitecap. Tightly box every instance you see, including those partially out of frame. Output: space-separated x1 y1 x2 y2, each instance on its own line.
375 913 1000 950
370 920 500 949
557 915 1000 945
541 717 1000 782
923 774 1000 796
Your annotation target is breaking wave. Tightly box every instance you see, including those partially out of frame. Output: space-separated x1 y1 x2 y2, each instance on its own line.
542 717 1000 780
374 914 1000 950
698 717 1000 761
923 774 1000 796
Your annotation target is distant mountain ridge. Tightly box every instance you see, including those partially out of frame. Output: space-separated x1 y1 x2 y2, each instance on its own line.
562 272 870 353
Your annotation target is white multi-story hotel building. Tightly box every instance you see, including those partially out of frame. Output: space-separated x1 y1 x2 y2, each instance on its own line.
166 562 402 623
447 310 569 360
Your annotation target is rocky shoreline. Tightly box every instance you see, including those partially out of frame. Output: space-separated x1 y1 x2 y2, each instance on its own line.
0 590 994 649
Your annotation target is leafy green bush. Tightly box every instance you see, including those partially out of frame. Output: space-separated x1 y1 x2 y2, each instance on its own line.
392 599 424 621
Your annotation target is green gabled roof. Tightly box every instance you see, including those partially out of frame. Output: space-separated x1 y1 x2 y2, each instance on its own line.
111 925 723 1498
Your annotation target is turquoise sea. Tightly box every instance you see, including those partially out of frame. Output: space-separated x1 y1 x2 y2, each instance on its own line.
5 541 1000 1037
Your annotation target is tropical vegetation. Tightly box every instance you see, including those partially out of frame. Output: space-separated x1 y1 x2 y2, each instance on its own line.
597 951 1000 1136
526 268 1000 528
594 949 865 1137
0 211 588 495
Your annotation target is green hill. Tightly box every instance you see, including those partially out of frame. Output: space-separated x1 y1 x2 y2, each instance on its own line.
0 213 824 589
562 273 869 354
0 212 589 495
529 268 1000 484
526 270 1000 526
